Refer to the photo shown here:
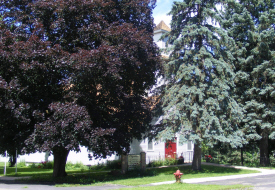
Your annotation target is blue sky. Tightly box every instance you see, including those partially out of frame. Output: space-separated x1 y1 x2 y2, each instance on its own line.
153 0 180 26
152 1 222 27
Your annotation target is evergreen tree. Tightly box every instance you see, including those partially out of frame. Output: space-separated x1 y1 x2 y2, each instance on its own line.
156 0 244 170
222 0 275 166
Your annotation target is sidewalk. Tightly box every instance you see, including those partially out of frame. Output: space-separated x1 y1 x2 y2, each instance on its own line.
148 163 275 186
0 176 31 181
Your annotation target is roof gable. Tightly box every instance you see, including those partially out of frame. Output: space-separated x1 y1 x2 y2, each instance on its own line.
154 20 171 32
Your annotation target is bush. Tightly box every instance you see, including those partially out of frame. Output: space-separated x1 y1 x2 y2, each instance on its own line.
243 152 259 167
65 161 74 169
147 158 180 167
164 158 178 165
209 149 266 167
209 150 241 165
270 156 275 167
127 167 156 177
74 161 85 168
33 161 54 169
17 160 26 167
106 160 121 170
91 162 106 170
42 161 54 169
178 156 184 164
29 163 37 168
147 159 165 167
65 161 88 171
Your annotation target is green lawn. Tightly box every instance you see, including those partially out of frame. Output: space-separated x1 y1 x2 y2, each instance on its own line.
56 183 252 190
0 163 258 190
0 164 96 176
102 165 259 186
118 183 253 190
11 164 259 186
0 166 54 176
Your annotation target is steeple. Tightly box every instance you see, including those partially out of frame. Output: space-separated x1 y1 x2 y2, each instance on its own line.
154 20 171 32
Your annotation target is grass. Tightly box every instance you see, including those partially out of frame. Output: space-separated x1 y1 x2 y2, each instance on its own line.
0 166 101 176
119 183 253 190
0 163 257 190
101 165 259 186
13 164 259 186
56 183 252 190
0 162 108 176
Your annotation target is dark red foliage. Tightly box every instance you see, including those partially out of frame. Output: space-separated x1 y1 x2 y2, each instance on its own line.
0 0 159 176
26 102 114 152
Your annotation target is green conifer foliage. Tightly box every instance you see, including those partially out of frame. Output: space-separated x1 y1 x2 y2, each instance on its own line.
157 0 244 170
222 0 275 166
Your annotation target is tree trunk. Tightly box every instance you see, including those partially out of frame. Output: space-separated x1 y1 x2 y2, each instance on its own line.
53 147 70 177
260 131 269 166
192 142 201 170
9 154 17 167
241 147 244 166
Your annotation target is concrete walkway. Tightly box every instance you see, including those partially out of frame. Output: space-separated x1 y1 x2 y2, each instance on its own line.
149 163 275 186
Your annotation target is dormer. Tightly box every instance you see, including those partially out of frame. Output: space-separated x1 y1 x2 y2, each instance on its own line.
153 21 171 49
153 21 171 57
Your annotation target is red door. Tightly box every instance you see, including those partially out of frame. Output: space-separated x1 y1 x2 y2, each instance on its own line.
165 139 177 159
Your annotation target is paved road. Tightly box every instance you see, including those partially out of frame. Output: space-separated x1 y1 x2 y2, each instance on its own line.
188 164 275 190
197 173 275 190
0 176 130 190
0 182 129 190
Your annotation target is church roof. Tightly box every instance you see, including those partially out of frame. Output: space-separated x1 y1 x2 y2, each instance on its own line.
154 20 171 32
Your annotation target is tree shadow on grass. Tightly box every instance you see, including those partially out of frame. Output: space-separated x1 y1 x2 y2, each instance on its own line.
0 166 53 176
0 165 254 186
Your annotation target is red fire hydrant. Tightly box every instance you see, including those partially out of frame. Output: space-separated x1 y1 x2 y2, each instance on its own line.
173 169 183 183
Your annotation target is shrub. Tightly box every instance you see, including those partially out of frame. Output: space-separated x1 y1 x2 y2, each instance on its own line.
270 156 275 167
92 162 106 170
127 167 156 177
29 163 37 168
74 161 85 168
17 160 26 167
43 161 54 169
106 160 121 170
178 156 184 164
164 158 178 165
243 152 259 167
35 161 54 169
65 161 74 170
65 161 88 170
147 158 179 167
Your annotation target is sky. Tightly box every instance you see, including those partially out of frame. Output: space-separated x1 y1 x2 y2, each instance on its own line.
152 0 180 27
152 0 222 28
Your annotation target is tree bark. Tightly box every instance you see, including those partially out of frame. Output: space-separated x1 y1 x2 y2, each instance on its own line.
260 131 269 166
9 154 17 167
53 147 70 177
241 147 244 166
192 142 201 170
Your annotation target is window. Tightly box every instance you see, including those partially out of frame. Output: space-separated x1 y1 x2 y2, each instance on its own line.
187 140 192 151
148 140 153 151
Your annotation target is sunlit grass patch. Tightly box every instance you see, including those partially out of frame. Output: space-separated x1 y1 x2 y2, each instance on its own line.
120 183 253 190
